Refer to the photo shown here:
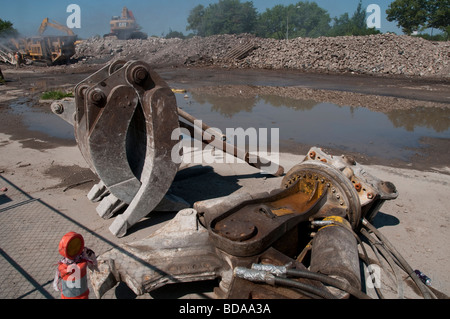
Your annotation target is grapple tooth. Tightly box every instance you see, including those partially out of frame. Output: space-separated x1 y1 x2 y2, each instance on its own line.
96 194 126 220
87 181 108 202
109 86 181 237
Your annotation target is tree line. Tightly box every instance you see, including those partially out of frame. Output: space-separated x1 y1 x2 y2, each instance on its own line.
0 19 18 38
386 0 449 36
173 0 448 40
184 0 379 39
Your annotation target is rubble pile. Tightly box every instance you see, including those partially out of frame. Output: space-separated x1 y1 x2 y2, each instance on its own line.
242 34 449 77
74 33 449 77
74 34 256 67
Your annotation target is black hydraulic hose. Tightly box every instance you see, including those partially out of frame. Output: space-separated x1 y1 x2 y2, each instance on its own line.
284 269 372 299
350 228 386 298
251 263 371 299
234 267 337 299
362 218 436 299
361 228 404 299
272 276 338 299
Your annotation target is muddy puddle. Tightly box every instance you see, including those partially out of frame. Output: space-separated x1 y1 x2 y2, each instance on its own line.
5 90 449 170
7 99 75 140
176 92 450 162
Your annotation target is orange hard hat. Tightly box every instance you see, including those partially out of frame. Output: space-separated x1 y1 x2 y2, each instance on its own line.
58 232 85 259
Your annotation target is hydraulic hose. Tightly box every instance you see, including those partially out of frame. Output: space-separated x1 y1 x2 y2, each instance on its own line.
360 228 404 299
285 268 371 299
272 276 338 299
350 226 386 298
251 264 371 299
358 236 387 299
362 218 436 299
233 267 337 299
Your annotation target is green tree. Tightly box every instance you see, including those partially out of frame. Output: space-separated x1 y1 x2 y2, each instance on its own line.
256 4 289 39
0 18 18 38
351 0 367 30
386 0 429 35
290 2 331 38
426 0 450 37
165 28 186 39
186 5 206 36
256 1 331 39
186 0 257 37
387 0 449 37
329 12 353 36
329 1 381 36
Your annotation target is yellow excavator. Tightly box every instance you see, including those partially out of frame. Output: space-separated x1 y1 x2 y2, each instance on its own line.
28 18 78 64
6 18 78 66
38 18 76 36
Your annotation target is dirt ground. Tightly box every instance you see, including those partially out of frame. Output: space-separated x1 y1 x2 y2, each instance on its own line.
0 62 449 299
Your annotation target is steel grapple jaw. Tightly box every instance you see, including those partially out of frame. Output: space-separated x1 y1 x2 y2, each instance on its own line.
52 60 182 237
51 60 284 237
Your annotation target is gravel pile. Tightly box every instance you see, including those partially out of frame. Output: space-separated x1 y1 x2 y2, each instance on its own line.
74 34 256 67
241 34 449 77
74 33 449 77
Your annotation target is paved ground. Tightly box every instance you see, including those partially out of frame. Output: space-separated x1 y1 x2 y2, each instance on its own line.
0 175 116 299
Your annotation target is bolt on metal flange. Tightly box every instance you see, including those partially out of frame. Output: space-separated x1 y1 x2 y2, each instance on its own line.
88 88 106 106
131 66 148 84
51 103 64 114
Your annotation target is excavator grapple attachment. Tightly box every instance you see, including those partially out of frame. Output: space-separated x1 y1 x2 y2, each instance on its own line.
51 60 284 237
52 60 181 236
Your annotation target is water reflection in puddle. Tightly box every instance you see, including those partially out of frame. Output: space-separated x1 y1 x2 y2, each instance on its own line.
8 95 449 162
9 100 75 140
177 93 450 161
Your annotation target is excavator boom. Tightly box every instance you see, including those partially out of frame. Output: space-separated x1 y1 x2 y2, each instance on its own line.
38 18 75 36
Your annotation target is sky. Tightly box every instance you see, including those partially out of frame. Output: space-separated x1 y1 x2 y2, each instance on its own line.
1 0 404 39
